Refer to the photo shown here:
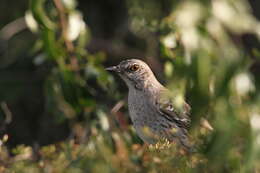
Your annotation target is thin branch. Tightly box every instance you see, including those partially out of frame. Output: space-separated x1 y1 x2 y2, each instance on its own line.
0 17 27 41
53 0 79 70
53 0 73 52
1 102 12 124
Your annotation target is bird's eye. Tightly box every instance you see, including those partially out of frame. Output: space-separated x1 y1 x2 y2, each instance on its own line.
129 64 139 72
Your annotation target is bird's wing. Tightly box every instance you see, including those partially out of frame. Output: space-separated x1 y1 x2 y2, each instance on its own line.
155 90 191 130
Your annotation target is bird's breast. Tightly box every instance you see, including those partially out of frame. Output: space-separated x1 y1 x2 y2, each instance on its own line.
128 91 157 126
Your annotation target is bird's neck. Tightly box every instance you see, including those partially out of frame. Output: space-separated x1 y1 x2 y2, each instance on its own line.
144 77 164 94
129 75 163 95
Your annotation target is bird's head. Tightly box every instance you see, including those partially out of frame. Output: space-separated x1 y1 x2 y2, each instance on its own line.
106 59 159 90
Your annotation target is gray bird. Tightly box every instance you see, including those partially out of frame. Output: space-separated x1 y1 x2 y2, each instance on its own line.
106 59 191 149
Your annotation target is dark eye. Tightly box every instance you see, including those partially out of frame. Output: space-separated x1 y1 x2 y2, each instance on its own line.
129 64 139 72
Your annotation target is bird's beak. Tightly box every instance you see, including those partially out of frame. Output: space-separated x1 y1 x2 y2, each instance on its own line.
105 65 121 73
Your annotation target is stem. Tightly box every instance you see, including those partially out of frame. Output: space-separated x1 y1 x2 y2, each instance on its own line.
53 0 79 70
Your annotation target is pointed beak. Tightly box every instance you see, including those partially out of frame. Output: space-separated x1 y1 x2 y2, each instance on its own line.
105 65 121 73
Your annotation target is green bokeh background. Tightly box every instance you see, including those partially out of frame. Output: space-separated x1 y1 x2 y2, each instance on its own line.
0 0 260 172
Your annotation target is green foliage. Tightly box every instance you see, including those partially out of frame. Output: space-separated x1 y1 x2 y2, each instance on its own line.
0 0 260 172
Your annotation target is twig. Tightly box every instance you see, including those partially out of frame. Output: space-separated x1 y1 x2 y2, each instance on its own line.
53 0 73 52
111 100 125 114
0 102 12 124
0 17 27 41
53 0 79 70
110 100 129 130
